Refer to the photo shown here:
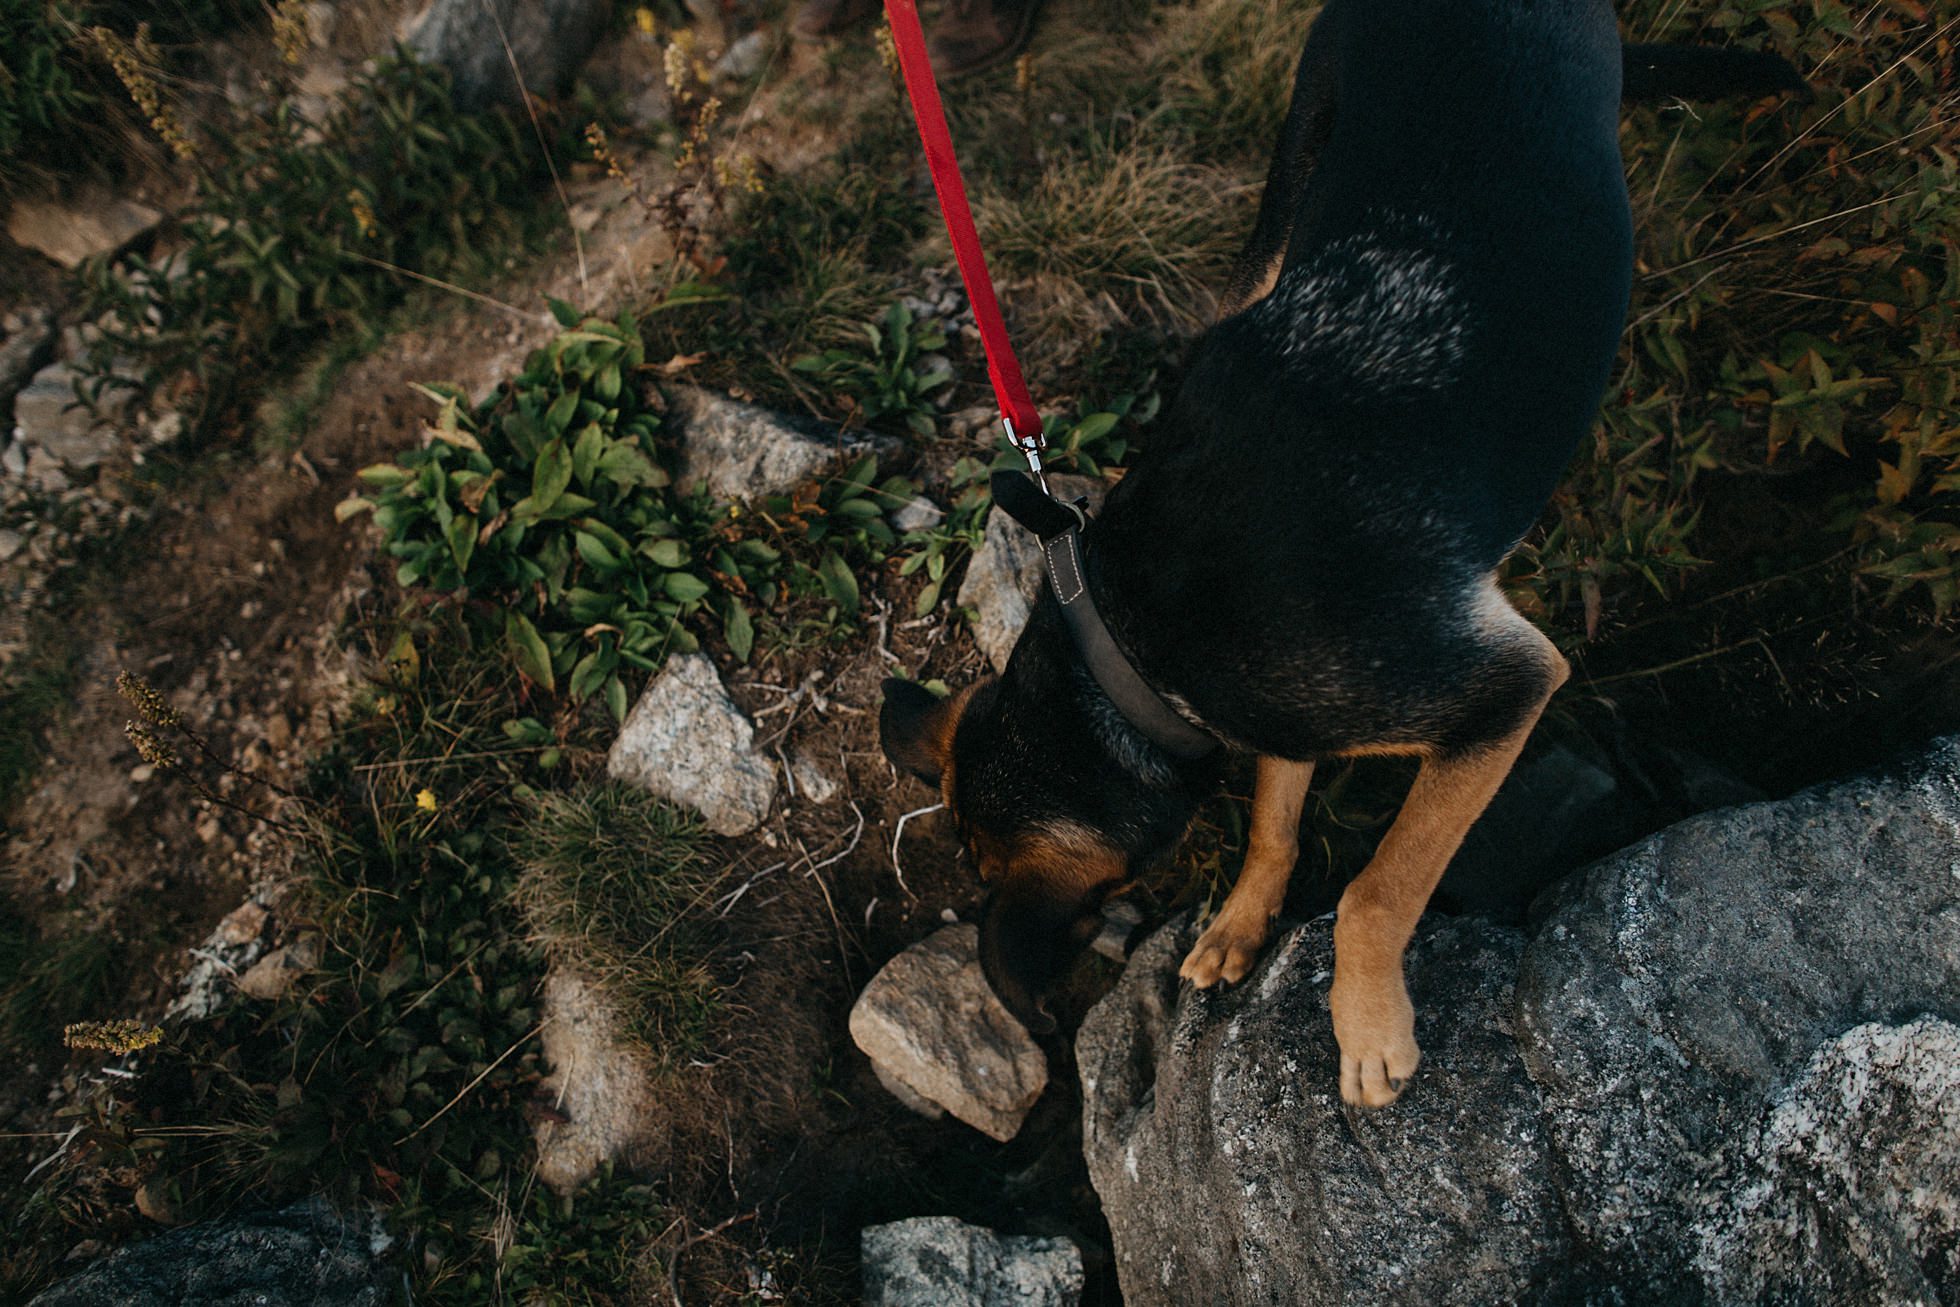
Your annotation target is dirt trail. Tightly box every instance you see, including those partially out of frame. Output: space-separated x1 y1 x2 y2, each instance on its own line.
1 164 680 1030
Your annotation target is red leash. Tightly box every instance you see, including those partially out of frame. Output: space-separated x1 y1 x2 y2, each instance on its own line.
881 0 1047 476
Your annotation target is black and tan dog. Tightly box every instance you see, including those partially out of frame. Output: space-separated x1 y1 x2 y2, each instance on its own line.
882 0 1804 1107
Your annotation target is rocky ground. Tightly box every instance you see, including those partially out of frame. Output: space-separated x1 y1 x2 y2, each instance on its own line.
4 0 1959 1303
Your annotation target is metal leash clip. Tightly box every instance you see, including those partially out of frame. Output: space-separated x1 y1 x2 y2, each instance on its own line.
1003 416 1049 494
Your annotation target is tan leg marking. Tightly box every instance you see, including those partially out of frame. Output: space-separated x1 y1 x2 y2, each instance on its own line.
1181 757 1315 987
1217 249 1287 320
1330 639 1569 1108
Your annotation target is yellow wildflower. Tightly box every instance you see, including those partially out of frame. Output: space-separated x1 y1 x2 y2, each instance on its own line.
416 789 438 813
65 1020 164 1054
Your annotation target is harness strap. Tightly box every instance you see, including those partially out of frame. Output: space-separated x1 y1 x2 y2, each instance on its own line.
992 472 1220 761
882 0 1044 456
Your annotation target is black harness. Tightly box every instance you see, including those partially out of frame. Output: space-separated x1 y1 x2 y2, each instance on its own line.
991 470 1221 761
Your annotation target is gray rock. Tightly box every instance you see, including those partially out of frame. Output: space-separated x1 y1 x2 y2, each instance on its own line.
956 474 1105 672
892 494 945 533
669 385 872 503
1516 736 1960 1302
788 751 840 804
712 30 770 81
1080 738 1960 1306
29 1196 387 1306
0 308 55 412
401 0 609 110
1694 1015 1960 1304
1080 915 1568 1307
7 193 160 269
13 364 117 471
606 653 775 836
849 924 1049 1141
861 1217 1082 1307
23 444 69 493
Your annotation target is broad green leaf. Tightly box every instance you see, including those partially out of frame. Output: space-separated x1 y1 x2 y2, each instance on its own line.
642 538 688 568
663 572 710 603
723 598 754 663
531 437 573 514
504 610 555 690
817 550 860 616
546 297 581 327
447 511 476 574
544 389 579 436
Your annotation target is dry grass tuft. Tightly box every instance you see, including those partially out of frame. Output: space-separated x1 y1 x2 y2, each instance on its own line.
1151 0 1323 163
974 135 1255 356
511 785 727 1070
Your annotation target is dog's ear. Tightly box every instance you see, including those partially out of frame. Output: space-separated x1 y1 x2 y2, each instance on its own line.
879 678 967 787
978 875 1107 1036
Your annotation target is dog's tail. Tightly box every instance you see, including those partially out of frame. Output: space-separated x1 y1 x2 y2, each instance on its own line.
1622 43 1810 102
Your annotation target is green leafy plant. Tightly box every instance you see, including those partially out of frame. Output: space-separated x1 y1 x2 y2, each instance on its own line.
347 304 918 704
75 51 534 430
344 307 730 718
791 302 953 436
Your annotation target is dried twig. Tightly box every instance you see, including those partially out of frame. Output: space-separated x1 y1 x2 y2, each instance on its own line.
889 802 944 902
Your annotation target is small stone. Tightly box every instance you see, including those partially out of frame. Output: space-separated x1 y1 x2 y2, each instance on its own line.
533 968 661 1193
263 712 293 749
1089 900 1143 962
607 653 776 836
948 405 997 439
891 496 944 533
402 0 609 110
0 528 22 562
235 934 321 1002
712 29 769 80
957 474 1106 672
7 193 160 269
214 902 269 947
0 308 55 403
22 445 69 493
788 752 840 805
669 385 875 503
861 1217 1082 1307
848 924 1048 1141
2 441 26 477
13 364 118 471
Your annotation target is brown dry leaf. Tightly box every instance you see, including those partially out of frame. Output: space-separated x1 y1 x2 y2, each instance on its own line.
656 352 707 375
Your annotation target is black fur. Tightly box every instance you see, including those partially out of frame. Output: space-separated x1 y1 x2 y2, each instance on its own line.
884 0 1805 1023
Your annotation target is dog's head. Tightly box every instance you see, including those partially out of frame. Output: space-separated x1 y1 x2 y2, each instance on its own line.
880 675 1133 1034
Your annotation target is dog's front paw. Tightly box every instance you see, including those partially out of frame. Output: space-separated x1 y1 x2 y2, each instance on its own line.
1330 977 1421 1108
1178 909 1272 988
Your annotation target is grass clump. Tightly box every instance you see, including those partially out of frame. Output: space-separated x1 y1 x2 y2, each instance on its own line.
975 133 1255 355
511 785 724 1068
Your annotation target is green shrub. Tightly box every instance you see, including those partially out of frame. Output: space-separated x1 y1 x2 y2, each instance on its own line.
1515 0 1960 628
346 305 918 712
791 301 953 437
76 51 533 428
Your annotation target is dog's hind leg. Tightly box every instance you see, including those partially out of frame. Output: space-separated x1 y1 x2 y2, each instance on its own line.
1180 756 1315 986
1329 620 1568 1108
1219 28 1340 317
